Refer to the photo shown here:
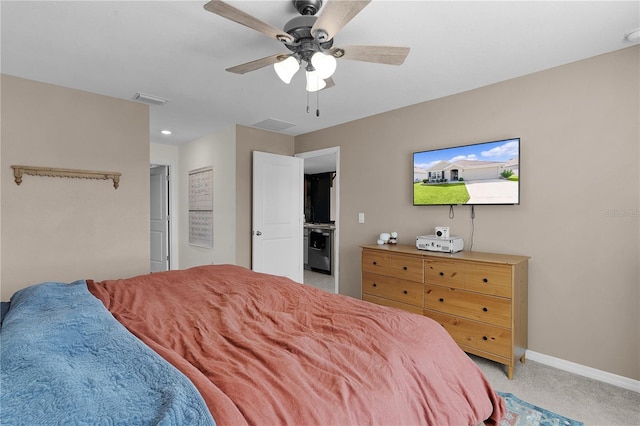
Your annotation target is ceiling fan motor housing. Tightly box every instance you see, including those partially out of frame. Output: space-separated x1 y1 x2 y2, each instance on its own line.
283 15 333 64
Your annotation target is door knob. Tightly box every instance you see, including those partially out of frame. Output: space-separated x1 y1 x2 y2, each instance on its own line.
254 231 262 236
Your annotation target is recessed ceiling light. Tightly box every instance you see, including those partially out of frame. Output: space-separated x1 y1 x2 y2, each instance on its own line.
161 130 172 135
625 27 640 42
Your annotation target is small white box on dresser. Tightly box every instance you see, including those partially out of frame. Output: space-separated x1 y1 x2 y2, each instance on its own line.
416 235 464 253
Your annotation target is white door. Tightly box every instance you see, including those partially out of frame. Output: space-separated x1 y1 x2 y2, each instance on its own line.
150 165 169 272
252 151 304 283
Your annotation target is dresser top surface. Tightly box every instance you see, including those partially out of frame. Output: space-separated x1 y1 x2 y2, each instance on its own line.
361 244 529 265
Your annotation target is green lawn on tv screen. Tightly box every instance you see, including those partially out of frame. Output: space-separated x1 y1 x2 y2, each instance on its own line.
413 182 470 205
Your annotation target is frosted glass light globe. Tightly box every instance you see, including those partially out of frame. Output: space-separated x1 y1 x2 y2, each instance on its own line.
305 70 327 92
274 56 300 84
311 52 337 79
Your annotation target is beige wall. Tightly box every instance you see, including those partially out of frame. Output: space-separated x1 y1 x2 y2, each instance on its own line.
295 46 640 380
177 126 237 268
1 75 150 299
235 125 295 268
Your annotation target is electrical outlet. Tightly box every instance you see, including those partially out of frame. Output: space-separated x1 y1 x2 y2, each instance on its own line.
358 212 365 223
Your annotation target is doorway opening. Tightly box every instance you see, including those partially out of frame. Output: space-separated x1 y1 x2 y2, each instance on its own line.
150 164 170 272
295 147 340 294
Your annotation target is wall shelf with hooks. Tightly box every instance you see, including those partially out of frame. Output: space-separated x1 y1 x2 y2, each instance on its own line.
11 165 121 189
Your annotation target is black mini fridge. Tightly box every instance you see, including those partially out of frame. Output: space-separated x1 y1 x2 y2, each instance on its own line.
308 229 331 274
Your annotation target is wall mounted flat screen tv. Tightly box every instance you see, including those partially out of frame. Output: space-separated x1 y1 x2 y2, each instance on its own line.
413 138 520 206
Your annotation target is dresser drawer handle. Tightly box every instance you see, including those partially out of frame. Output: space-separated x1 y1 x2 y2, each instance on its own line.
403 266 408 271
373 261 377 266
372 283 377 287
482 307 488 312
439 298 444 302
439 272 444 276
482 278 488 283
482 336 488 341
403 290 408 295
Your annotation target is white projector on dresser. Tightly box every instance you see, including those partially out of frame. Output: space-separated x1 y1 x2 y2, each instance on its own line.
416 235 464 253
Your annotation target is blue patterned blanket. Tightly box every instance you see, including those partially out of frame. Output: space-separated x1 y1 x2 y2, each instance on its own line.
0 281 216 426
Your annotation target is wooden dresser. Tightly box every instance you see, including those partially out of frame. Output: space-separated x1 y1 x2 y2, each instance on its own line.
361 244 529 379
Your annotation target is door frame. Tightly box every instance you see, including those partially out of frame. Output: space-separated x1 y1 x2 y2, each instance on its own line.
295 147 340 294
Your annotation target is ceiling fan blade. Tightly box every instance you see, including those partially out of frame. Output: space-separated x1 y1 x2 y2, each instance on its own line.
330 45 410 65
323 77 336 90
311 0 371 42
226 53 291 74
203 0 293 43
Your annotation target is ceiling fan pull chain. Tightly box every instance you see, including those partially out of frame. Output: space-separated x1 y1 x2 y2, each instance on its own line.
306 90 310 114
316 89 320 117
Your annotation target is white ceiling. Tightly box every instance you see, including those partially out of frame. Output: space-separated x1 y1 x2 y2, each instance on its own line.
2 1 638 146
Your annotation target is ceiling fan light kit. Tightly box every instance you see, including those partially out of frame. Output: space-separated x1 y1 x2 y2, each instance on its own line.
274 52 334 87
204 0 409 105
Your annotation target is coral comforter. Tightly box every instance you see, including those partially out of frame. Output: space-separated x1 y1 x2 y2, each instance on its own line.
88 264 504 425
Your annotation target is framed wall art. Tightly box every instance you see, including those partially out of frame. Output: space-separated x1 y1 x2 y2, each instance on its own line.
188 166 213 248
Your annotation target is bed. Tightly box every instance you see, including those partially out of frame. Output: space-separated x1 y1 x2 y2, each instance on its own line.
1 264 504 425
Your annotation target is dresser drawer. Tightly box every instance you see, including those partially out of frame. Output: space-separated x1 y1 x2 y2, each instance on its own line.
424 310 511 359
465 263 512 298
424 284 511 328
362 251 423 283
362 250 389 272
363 272 424 307
363 294 423 315
424 259 464 289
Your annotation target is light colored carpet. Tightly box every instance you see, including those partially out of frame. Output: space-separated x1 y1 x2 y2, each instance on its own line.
471 355 640 426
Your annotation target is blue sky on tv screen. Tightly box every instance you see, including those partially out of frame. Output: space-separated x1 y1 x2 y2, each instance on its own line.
414 138 519 169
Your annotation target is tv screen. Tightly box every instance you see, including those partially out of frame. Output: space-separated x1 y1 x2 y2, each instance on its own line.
413 138 520 206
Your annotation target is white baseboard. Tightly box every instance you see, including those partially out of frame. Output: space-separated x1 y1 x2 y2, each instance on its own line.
526 350 640 393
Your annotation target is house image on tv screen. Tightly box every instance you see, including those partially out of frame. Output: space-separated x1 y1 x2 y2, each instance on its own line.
414 157 519 183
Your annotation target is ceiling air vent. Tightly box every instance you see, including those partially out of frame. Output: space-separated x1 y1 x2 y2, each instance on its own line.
132 92 169 106
252 118 296 132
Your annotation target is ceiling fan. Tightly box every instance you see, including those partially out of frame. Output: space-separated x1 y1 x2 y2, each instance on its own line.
203 0 410 92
